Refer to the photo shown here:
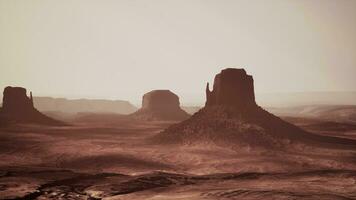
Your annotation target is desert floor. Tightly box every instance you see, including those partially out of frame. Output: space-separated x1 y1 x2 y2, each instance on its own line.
1 116 356 199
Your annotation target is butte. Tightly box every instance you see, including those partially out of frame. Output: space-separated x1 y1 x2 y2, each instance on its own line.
0 86 64 126
131 90 190 121
154 68 356 149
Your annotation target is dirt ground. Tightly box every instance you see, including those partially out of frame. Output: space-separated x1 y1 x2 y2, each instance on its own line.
1 117 356 199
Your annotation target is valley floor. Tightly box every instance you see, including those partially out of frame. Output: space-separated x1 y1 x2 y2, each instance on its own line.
0 117 356 199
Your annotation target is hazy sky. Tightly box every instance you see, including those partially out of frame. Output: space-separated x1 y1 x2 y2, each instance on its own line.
1 0 355 105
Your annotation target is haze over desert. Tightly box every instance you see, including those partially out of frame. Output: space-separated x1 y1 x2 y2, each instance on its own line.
1 0 356 200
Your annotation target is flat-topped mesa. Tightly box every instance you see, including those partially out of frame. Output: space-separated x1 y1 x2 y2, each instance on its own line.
205 68 256 109
142 90 180 111
132 90 190 121
2 86 34 114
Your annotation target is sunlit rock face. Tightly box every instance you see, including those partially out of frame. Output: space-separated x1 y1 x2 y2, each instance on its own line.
132 90 190 121
205 68 256 109
0 86 64 125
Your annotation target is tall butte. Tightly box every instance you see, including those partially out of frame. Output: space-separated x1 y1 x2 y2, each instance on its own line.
155 68 355 148
205 68 256 109
0 86 64 126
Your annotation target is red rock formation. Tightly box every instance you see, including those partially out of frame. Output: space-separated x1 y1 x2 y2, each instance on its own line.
2 87 34 115
206 68 256 109
154 68 355 148
132 90 190 121
142 90 181 111
0 86 64 125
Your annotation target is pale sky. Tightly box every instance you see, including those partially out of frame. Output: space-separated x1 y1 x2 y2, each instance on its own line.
1 0 355 105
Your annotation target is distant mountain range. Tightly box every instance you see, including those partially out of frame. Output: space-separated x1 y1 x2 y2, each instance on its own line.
33 97 137 114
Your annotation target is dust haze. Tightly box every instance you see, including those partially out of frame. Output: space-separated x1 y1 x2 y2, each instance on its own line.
1 1 356 200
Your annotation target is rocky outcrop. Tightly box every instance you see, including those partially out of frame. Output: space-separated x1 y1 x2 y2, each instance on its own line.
205 68 256 109
0 86 64 125
1 87 34 115
142 90 181 111
154 68 355 148
132 90 190 121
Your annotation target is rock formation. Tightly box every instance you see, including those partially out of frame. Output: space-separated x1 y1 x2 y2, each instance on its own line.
2 87 34 114
154 68 355 148
131 90 190 121
0 86 64 125
205 68 256 109
33 97 137 114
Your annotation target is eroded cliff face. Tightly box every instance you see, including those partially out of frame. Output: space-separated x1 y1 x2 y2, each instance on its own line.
0 86 64 126
155 68 354 149
132 90 190 121
1 86 34 115
205 68 256 109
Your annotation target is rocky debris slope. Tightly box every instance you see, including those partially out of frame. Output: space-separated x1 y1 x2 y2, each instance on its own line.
0 86 64 126
154 68 356 148
131 90 190 121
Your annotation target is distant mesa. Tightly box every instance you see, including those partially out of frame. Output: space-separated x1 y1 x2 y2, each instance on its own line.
33 97 137 114
0 86 65 126
131 90 190 121
155 68 355 148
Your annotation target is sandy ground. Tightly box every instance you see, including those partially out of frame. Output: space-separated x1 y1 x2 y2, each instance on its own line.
1 117 356 199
